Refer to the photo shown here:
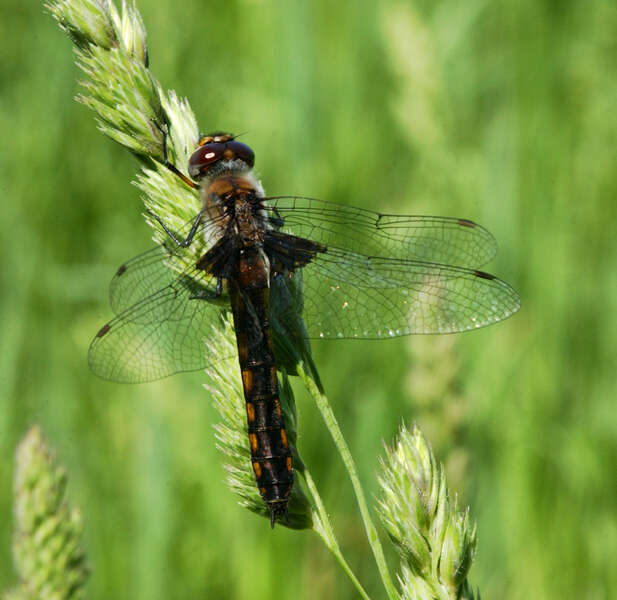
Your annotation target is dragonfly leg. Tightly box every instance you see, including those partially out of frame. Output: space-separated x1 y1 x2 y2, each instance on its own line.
147 209 203 248
154 121 199 190
186 277 225 302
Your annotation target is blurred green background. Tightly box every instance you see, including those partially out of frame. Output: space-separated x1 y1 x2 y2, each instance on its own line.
1 0 616 598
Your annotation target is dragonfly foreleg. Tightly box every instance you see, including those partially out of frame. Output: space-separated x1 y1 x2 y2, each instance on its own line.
154 120 199 190
148 210 203 248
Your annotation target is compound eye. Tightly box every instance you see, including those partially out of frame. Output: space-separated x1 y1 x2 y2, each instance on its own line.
188 142 225 179
226 141 255 167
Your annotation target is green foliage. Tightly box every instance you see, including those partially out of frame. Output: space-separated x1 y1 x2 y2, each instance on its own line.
377 425 477 599
47 0 163 159
1 0 616 598
4 426 88 600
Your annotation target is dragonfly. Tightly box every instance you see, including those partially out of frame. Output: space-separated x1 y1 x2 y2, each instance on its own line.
89 131 520 525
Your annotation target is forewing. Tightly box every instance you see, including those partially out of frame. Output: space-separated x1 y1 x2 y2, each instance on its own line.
264 196 498 268
89 274 226 383
110 245 190 315
109 213 227 315
292 248 520 339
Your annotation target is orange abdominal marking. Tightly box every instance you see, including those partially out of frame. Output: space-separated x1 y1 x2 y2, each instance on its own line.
252 462 262 478
246 402 255 423
286 457 293 472
249 433 258 453
241 369 253 391
237 342 248 363
280 429 288 447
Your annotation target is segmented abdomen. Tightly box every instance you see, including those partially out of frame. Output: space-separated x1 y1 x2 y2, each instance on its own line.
228 251 293 524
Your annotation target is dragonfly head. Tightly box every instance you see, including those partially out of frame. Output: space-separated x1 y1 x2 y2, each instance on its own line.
188 132 255 181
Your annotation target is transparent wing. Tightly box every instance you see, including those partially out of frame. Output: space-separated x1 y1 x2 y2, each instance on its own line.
264 196 497 268
109 244 191 315
94 196 517 383
109 217 226 316
112 197 498 314
89 271 226 383
285 248 520 339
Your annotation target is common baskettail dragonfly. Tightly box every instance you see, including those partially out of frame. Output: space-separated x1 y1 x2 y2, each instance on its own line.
89 132 520 525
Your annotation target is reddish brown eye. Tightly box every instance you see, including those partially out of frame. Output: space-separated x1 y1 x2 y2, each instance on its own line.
227 141 255 167
187 137 256 180
188 143 225 179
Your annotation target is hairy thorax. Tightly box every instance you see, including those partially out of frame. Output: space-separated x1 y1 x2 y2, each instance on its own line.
202 171 267 247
